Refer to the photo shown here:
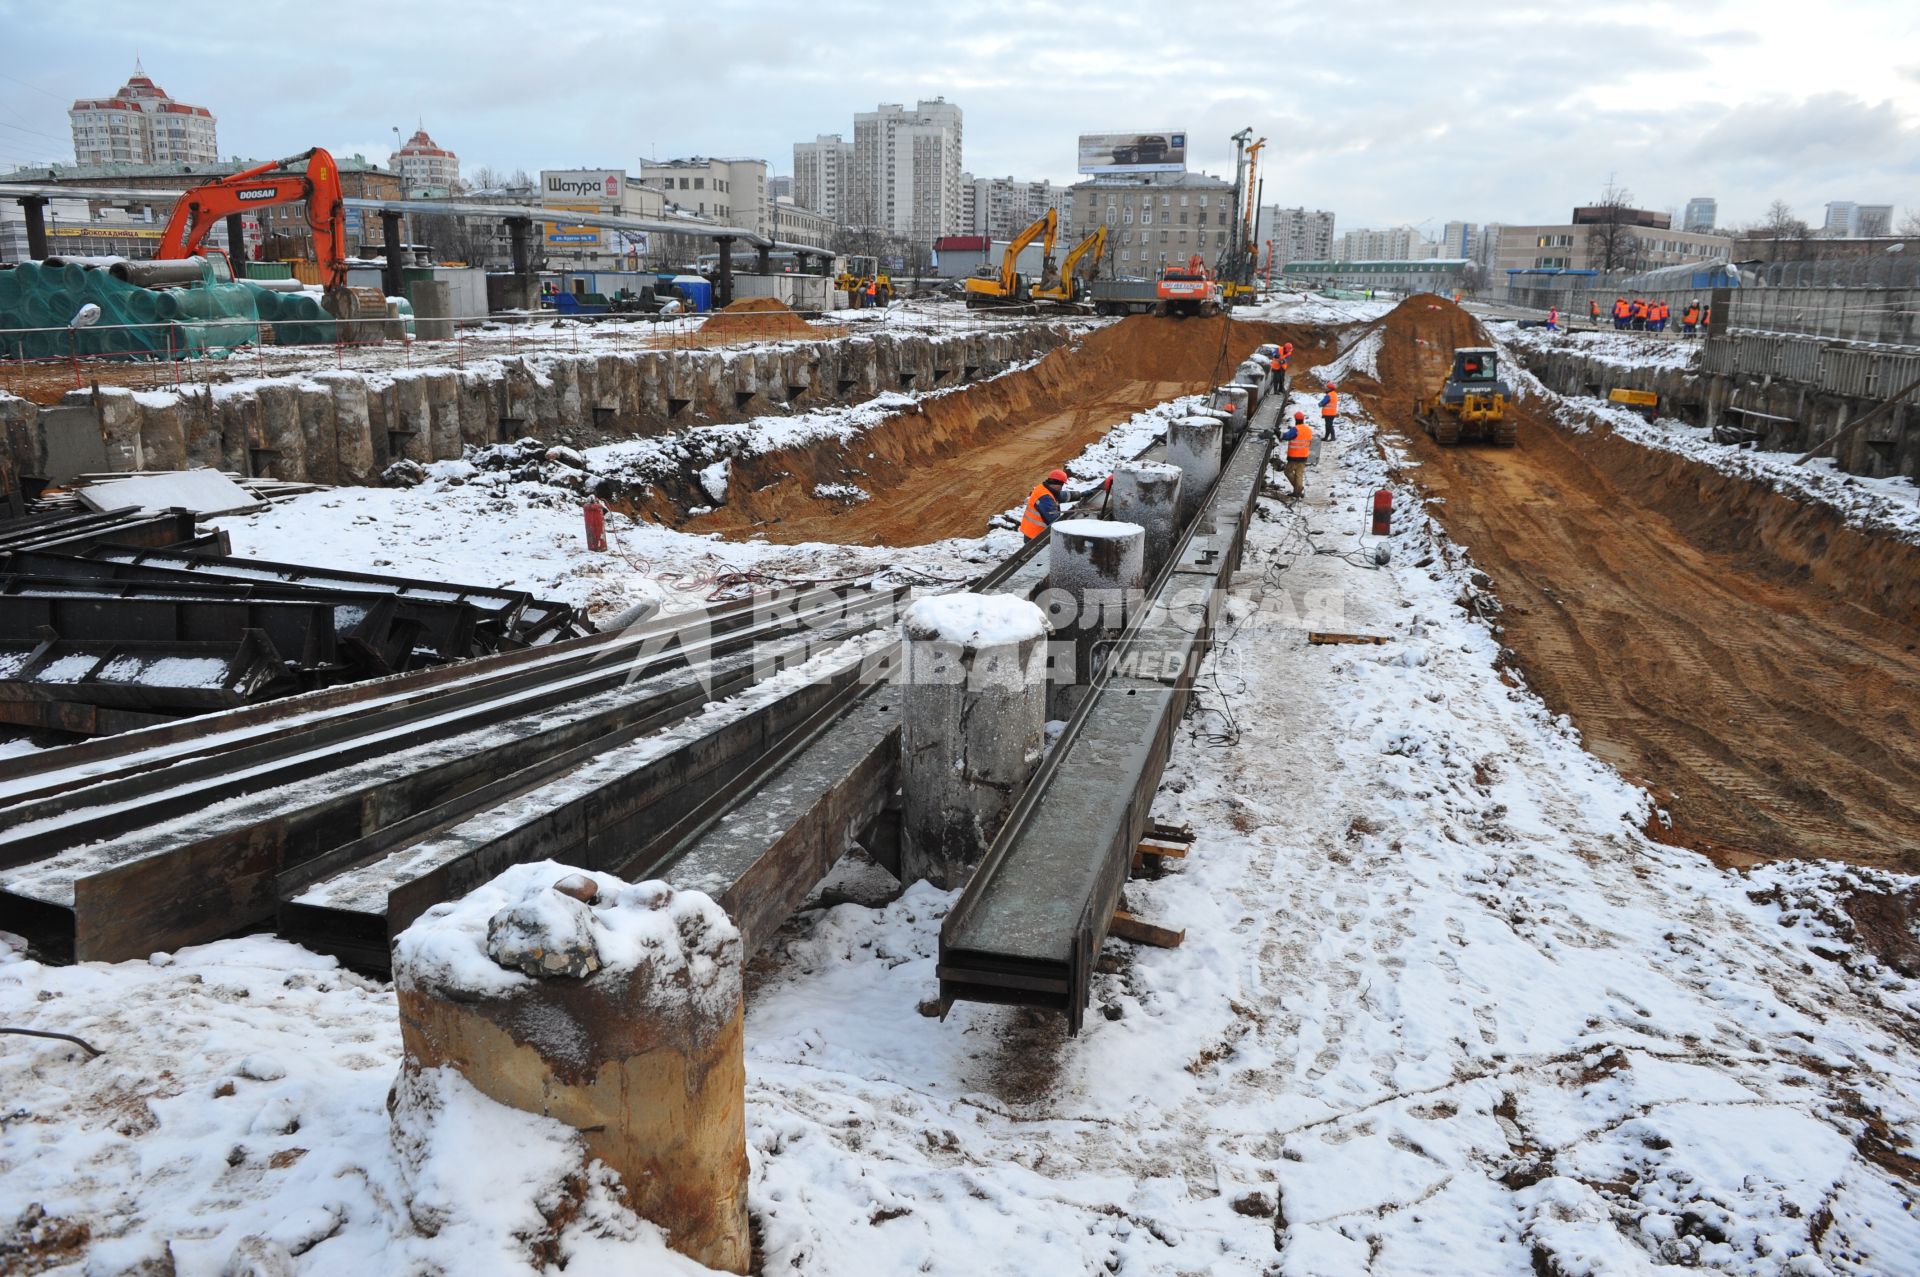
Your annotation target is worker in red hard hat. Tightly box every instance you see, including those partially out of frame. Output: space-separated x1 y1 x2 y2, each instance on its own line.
1279 411 1313 499
1319 381 1340 442
1019 468 1070 539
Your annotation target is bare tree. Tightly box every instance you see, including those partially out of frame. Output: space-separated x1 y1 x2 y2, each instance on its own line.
1737 200 1811 261
1584 181 1642 275
1900 207 1920 237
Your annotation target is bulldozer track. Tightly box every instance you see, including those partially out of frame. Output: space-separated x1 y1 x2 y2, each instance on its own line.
1369 296 1920 872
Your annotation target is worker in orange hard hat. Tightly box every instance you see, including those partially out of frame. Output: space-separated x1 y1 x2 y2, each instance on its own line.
1019 468 1070 539
1280 411 1313 498
1319 381 1340 442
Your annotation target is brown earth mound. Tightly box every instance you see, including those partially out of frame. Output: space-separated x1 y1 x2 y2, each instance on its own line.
698 297 831 341
673 314 1319 545
1363 294 1920 871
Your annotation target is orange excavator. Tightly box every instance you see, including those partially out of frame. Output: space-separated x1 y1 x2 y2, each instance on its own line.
156 146 362 322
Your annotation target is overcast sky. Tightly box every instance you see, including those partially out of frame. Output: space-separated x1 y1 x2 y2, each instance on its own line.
2 0 1916 232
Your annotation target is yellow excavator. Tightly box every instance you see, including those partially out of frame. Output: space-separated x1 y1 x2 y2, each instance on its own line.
963 209 1057 308
1032 224 1108 309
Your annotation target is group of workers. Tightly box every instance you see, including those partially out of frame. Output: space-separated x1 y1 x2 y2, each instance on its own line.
1598 297 1708 336
1020 367 1343 534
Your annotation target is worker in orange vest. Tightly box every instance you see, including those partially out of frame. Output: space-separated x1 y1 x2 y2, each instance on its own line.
1280 411 1313 498
1019 469 1069 539
1319 382 1340 442
1612 297 1629 329
865 278 879 306
1589 298 1601 328
1681 301 1700 336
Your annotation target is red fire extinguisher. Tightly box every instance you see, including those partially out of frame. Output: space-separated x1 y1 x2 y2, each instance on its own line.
1370 487 1392 537
583 497 608 552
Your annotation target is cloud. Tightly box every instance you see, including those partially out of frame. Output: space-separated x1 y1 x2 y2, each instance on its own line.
3 0 1915 232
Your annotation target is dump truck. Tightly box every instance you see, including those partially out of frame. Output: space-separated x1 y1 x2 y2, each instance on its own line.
1087 277 1160 315
1415 346 1516 446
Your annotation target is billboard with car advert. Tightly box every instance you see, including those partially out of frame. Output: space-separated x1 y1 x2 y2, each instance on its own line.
1077 131 1188 175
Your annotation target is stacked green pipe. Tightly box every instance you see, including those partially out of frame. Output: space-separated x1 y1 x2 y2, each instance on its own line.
0 260 263 360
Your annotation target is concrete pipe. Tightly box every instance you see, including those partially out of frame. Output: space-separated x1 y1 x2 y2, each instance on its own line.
900 593 1050 890
1110 460 1184 581
1044 518 1146 717
1166 415 1224 528
110 257 210 287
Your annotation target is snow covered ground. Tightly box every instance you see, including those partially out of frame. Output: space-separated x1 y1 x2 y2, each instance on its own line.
5 308 1919 1275
1475 317 1920 548
1495 322 1704 372
1245 292 1397 327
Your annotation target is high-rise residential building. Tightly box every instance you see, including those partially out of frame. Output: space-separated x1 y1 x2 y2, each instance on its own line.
768 175 792 202
1070 172 1236 275
792 134 853 223
1823 201 1894 237
1683 197 1717 233
851 99 964 243
389 124 459 195
1255 207 1337 265
69 61 217 166
961 174 1069 241
1438 221 1483 259
638 157 770 237
1334 226 1430 261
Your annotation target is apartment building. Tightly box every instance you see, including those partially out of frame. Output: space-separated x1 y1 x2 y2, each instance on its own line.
69 61 217 167
850 100 964 242
792 134 853 224
1070 172 1236 275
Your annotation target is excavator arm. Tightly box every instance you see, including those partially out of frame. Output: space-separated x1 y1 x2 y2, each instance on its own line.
995 209 1056 293
156 147 351 290
1035 225 1108 303
964 208 1058 304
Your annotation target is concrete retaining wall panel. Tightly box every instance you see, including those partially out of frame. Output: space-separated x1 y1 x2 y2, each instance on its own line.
256 382 304 480
296 383 338 485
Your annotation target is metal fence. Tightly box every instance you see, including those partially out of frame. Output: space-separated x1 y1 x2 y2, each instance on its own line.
1504 277 1920 348
1700 335 1920 404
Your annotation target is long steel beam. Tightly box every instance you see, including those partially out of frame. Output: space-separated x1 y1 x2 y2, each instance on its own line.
939 404 1276 1032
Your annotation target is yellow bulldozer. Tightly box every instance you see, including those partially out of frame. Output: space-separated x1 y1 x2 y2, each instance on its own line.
1415 346 1517 446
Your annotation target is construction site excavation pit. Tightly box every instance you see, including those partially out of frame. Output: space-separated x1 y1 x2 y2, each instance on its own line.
1359 294 1920 874
634 315 1313 547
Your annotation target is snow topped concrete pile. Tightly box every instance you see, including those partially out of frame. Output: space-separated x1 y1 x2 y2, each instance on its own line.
902 591 1050 648
395 863 750 1271
0 936 706 1275
394 861 741 1014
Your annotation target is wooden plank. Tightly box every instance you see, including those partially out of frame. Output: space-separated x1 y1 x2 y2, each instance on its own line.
1136 839 1188 859
1110 909 1184 949
1307 632 1390 646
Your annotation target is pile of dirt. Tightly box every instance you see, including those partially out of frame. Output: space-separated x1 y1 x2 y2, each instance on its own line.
1371 292 1483 401
657 314 1318 546
698 297 838 342
1362 293 1920 872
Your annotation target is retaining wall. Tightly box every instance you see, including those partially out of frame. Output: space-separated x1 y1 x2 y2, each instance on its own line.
2 324 1076 487
1510 335 1920 481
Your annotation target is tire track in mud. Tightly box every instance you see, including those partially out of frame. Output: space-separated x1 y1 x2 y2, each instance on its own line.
1365 297 1920 870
